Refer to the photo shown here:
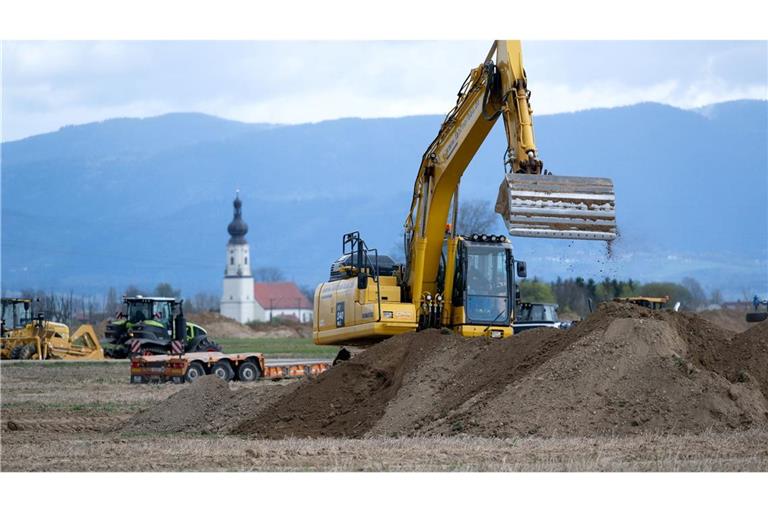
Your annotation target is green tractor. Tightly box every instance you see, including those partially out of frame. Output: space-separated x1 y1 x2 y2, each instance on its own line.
103 296 221 358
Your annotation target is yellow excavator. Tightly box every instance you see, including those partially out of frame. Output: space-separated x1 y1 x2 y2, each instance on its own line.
313 40 616 351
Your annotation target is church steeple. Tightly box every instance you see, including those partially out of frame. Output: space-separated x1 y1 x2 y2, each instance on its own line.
221 189 260 323
227 190 248 245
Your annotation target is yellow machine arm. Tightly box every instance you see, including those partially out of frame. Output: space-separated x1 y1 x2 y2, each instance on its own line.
404 40 616 303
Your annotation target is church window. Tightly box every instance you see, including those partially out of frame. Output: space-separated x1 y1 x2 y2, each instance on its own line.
245 256 248 264
230 257 234 265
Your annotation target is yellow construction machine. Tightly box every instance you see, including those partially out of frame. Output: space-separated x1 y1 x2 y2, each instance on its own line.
313 40 616 351
613 296 672 311
0 298 104 360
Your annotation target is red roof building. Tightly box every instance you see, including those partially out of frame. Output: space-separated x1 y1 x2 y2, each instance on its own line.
253 282 313 322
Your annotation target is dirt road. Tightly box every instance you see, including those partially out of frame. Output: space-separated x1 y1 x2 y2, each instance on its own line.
2 362 766 471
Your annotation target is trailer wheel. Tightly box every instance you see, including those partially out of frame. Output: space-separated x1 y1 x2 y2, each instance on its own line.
211 361 234 381
185 362 206 383
238 361 261 382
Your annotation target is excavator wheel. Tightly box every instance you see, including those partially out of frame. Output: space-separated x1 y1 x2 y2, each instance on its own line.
332 348 351 366
11 344 36 360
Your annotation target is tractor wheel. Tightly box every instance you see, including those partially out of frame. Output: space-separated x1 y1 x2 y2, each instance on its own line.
188 336 222 353
11 344 36 360
184 362 206 383
746 312 768 323
238 361 262 382
211 361 234 381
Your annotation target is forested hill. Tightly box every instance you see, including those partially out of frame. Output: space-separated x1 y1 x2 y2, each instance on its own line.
2 100 766 298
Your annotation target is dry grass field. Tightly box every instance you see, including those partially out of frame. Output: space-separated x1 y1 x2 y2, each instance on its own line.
2 362 767 472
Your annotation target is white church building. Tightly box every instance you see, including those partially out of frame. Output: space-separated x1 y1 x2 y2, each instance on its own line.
220 192 313 324
220 192 265 323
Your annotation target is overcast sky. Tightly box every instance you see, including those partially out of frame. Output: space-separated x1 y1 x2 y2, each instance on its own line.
2 40 766 141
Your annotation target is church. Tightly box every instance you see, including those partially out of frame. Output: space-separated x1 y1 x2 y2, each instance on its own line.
219 192 313 324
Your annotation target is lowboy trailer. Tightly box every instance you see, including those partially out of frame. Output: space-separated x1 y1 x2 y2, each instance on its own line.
130 351 331 384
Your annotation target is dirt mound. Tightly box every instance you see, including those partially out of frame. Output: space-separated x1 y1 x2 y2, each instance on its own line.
186 312 259 339
697 309 752 333
122 376 292 434
127 303 768 439
230 302 768 439
187 312 309 339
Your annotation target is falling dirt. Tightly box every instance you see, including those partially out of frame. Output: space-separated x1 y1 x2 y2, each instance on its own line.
605 225 620 260
128 303 768 439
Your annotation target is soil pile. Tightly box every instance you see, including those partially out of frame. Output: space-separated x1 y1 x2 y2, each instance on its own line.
697 309 753 333
122 376 291 434
129 303 767 438
231 303 768 438
187 312 308 339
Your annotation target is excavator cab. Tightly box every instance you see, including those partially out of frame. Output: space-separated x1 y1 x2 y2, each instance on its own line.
443 234 524 338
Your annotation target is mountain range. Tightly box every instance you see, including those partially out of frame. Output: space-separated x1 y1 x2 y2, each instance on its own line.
2 100 766 299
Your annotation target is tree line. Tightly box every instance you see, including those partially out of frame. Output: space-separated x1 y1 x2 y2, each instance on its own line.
519 276 722 317
16 283 221 327
12 265 311 327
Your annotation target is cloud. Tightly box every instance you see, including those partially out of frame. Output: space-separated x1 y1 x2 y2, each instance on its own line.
2 40 766 141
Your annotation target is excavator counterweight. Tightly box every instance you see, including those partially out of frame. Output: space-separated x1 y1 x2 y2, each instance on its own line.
496 173 617 240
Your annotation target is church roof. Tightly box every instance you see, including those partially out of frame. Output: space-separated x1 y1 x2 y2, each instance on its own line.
253 282 312 310
227 192 248 245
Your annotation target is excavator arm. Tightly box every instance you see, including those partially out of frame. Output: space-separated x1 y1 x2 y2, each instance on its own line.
404 40 617 303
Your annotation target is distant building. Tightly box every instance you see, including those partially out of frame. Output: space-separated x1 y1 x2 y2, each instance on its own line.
253 282 313 323
220 192 265 323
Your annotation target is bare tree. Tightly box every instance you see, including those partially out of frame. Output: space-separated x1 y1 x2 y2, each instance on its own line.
457 199 499 235
298 285 316 307
253 267 285 282
190 292 220 312
105 287 119 315
154 282 181 298
124 284 146 297
681 277 707 309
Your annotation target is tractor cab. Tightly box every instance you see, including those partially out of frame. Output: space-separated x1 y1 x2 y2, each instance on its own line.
104 296 217 358
122 296 177 336
1 298 34 336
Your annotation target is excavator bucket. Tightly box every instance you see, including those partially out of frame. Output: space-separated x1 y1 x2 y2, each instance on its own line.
495 173 617 241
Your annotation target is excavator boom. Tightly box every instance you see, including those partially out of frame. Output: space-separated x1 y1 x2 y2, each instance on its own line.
489 40 617 241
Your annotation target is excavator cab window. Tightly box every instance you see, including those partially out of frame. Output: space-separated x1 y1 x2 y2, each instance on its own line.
463 244 513 325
